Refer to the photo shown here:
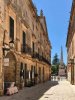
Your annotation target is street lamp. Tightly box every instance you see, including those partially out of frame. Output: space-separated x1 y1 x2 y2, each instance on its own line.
9 40 14 48
68 59 74 64
70 59 74 64
3 44 10 56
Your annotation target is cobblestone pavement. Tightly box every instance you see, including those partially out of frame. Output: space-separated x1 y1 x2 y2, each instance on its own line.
0 78 75 100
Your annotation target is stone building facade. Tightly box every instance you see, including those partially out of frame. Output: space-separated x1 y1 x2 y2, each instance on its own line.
66 0 75 85
0 0 51 95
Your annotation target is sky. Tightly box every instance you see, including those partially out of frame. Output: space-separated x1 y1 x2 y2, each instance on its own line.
32 0 72 64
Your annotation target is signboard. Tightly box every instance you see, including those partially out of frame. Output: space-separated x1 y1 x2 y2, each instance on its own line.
4 58 9 66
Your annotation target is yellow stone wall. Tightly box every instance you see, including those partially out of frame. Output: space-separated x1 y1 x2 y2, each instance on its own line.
0 0 51 95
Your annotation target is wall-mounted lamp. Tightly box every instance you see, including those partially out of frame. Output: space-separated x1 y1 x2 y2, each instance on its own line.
9 40 14 48
3 44 10 56
69 59 74 64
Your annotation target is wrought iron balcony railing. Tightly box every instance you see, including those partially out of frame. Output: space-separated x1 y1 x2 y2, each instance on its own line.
21 44 32 55
21 44 51 65
32 52 51 65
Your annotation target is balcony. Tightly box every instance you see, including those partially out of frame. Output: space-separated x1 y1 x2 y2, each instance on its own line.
32 52 51 65
42 56 51 65
21 45 51 65
21 44 32 56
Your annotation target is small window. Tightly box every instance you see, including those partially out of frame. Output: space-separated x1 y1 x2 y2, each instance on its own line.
23 31 26 45
9 17 14 40
32 42 35 53
20 62 24 78
20 62 23 70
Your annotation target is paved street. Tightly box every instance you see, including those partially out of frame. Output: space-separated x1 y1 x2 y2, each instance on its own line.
0 78 75 100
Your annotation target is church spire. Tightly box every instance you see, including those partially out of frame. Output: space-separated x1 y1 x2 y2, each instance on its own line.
59 46 65 76
60 46 63 66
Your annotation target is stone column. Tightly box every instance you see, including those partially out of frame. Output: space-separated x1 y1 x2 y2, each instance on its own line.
16 61 21 88
74 58 75 84
0 48 4 95
0 43 3 95
71 59 74 85
0 0 5 95
0 26 4 95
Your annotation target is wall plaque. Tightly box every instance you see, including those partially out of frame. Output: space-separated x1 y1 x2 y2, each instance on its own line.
4 58 9 66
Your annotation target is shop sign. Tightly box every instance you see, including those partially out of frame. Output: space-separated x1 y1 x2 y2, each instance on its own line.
4 58 9 66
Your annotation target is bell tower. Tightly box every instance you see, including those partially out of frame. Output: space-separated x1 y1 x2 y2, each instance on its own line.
60 46 64 67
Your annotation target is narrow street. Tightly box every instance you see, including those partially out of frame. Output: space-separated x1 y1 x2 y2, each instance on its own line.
0 78 75 100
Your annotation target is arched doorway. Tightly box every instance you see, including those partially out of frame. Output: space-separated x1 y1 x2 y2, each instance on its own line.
4 52 17 91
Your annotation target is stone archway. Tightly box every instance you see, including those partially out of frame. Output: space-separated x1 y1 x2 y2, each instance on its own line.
4 52 17 83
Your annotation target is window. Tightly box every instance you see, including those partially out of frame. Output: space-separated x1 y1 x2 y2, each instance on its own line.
31 66 34 80
38 48 40 54
43 67 44 81
24 64 29 80
20 62 23 70
22 31 26 52
32 42 35 53
10 17 14 40
38 67 41 82
72 40 74 55
23 31 26 45
20 62 24 78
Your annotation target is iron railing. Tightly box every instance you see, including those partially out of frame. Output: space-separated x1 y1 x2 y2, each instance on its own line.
21 44 51 65
21 44 32 55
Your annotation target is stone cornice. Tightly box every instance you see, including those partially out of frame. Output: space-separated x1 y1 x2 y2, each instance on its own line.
7 2 30 29
28 0 37 17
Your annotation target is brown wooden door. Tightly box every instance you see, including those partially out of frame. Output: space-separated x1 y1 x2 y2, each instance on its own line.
4 53 16 83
